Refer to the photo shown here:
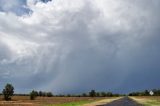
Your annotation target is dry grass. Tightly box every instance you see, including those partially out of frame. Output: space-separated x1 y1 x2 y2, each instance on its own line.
82 97 121 106
130 96 160 106
0 96 105 106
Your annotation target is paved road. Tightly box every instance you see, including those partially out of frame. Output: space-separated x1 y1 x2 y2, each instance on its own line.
97 97 143 106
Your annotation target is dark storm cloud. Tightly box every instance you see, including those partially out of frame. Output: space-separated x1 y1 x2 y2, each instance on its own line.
0 0 160 94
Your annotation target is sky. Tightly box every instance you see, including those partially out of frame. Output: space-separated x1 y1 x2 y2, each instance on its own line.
0 0 160 94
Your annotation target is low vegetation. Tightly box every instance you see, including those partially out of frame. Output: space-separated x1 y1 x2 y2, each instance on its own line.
131 96 160 106
1 83 160 106
47 100 93 106
0 83 120 105
0 96 104 106
129 89 160 96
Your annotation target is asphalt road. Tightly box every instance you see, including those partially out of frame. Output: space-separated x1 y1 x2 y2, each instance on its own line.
97 97 143 106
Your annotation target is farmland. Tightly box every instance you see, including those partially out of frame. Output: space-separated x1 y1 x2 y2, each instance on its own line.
130 96 160 106
0 96 118 106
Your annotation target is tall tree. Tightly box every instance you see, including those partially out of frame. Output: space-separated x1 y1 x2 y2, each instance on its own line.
89 90 96 97
30 90 38 100
2 83 14 101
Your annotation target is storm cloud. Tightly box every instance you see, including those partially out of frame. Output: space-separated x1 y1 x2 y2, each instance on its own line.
0 0 160 94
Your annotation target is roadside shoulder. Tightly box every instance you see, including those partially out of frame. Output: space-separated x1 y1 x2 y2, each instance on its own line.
82 97 122 106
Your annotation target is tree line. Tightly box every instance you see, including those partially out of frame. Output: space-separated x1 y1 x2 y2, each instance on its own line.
29 90 121 100
1 83 122 101
0 83 53 100
129 89 160 96
2 83 159 101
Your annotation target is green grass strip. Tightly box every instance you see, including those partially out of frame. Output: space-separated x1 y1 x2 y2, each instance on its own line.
143 100 160 106
46 100 92 106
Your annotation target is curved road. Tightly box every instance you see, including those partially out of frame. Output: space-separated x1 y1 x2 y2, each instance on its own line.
97 97 143 106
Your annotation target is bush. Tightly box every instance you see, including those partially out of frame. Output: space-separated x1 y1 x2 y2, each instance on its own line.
101 92 107 97
46 92 53 97
82 93 87 97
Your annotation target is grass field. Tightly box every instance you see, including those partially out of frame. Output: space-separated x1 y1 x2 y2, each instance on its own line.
0 96 111 106
130 96 160 106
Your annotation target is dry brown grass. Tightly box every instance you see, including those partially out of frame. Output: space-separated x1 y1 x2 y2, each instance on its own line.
130 96 160 106
82 97 121 106
0 96 104 106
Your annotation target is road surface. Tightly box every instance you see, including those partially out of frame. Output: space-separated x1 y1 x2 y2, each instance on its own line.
97 97 143 106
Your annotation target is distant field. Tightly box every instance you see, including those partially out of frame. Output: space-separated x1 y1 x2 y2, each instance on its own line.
130 96 160 106
0 96 108 106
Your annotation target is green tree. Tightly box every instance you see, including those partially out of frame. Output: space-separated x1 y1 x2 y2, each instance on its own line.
30 90 38 100
101 92 107 97
39 91 42 96
82 93 87 97
46 92 53 97
2 83 14 101
89 90 96 97
144 90 149 96
96 92 100 97
106 92 113 97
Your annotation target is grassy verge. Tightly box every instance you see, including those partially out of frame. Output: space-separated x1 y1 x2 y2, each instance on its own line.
130 96 160 106
46 100 93 106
